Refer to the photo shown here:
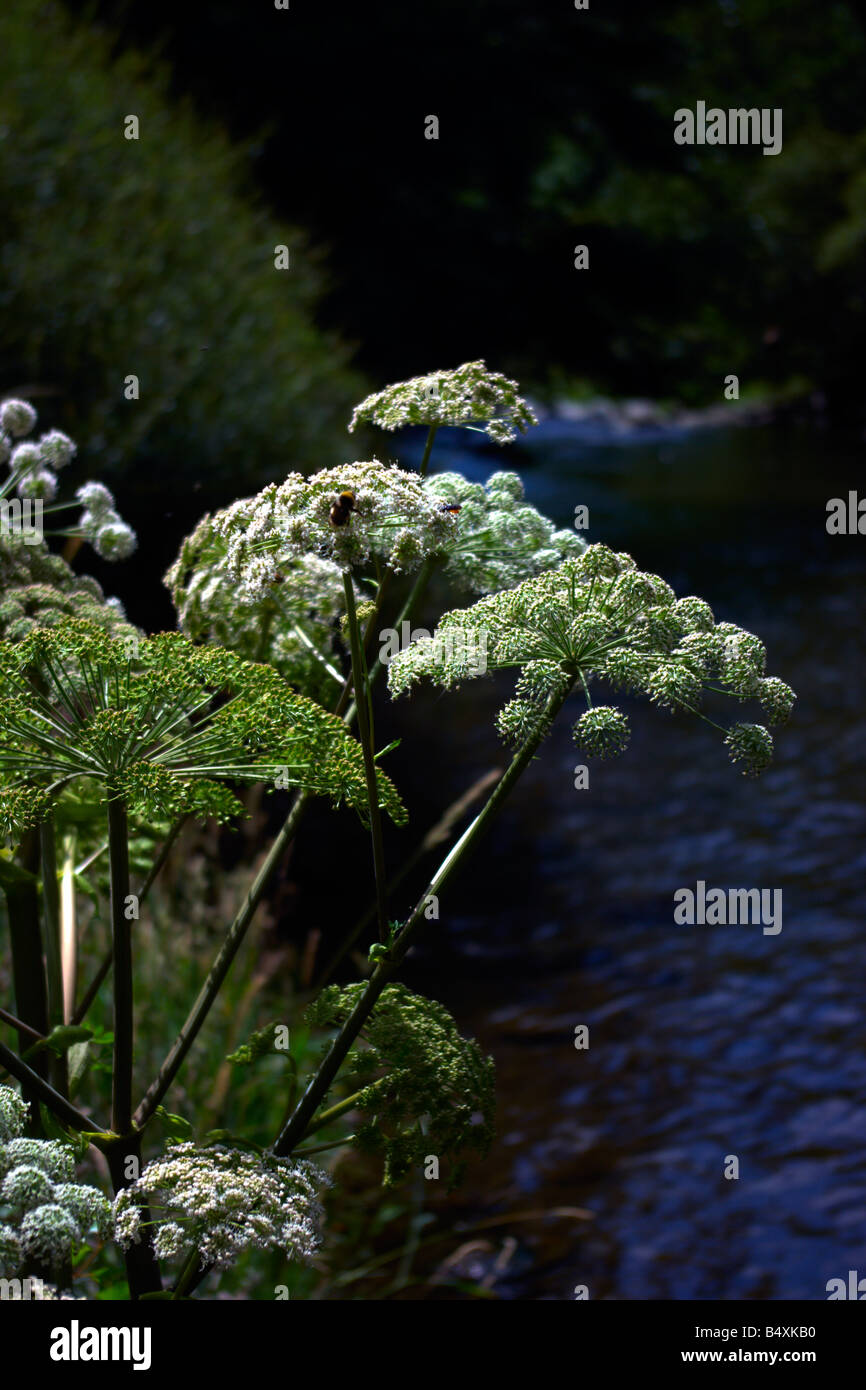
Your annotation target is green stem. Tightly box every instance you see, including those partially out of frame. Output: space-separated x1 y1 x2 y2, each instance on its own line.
0 1038 97 1132
300 1088 368 1137
342 573 389 944
71 817 186 1026
172 1247 202 1300
418 425 438 478
133 790 310 1128
107 790 133 1135
273 685 572 1156
1 846 50 1116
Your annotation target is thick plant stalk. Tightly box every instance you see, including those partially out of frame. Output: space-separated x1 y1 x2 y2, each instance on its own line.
342 572 389 943
104 1135 164 1299
274 691 571 1156
71 816 187 1026
107 789 133 1136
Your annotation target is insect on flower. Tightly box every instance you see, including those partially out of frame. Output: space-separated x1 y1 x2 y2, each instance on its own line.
329 490 357 527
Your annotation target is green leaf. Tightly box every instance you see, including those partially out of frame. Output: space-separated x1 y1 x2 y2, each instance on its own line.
25 1024 94 1060
155 1105 193 1140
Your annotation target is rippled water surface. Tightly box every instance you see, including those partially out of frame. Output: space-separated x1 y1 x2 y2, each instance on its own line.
394 413 866 1300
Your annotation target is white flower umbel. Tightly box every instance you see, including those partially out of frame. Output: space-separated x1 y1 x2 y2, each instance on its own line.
349 361 538 444
388 545 795 776
422 469 585 594
0 1085 112 1278
166 505 353 698
114 1142 330 1271
213 460 458 582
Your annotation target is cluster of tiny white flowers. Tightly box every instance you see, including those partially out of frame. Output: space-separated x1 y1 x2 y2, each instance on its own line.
423 469 584 593
0 398 136 561
113 1142 330 1271
0 1084 112 1277
213 460 458 580
165 505 352 696
349 360 538 444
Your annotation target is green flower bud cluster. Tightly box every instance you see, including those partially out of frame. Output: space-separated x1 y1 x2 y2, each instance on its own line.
0 531 135 644
388 544 795 776
305 983 496 1188
0 618 407 841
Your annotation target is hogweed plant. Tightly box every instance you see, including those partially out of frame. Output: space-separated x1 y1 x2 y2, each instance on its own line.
0 369 796 1299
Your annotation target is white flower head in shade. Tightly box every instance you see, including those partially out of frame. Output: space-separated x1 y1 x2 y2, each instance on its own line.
0 1085 113 1279
214 460 458 581
349 360 538 444
0 399 38 438
17 468 57 501
79 511 138 561
422 469 585 594
388 545 795 776
37 430 76 470
0 1084 28 1142
113 1142 330 1271
75 482 116 517
0 399 136 564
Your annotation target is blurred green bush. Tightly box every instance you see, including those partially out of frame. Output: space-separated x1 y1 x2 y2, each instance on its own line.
0 0 361 506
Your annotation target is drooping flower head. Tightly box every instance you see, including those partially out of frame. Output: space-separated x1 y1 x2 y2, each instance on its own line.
349 360 538 445
388 545 795 776
0 617 406 841
305 983 495 1188
114 1142 329 1271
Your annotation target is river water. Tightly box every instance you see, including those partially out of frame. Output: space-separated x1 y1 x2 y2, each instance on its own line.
390 410 866 1300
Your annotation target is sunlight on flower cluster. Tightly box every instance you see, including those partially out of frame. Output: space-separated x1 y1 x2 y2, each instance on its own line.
388 545 795 775
423 469 584 593
213 460 458 579
349 360 538 444
165 505 352 700
114 1142 329 1271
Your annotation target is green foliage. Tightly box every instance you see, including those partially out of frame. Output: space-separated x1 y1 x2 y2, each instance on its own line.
306 983 496 1188
0 0 360 492
0 617 407 838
